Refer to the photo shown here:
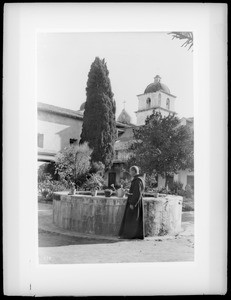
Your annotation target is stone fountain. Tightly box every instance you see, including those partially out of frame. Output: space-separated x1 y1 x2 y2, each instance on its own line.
52 191 183 237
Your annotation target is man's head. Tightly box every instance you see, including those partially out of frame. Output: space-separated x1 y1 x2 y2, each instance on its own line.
129 166 139 177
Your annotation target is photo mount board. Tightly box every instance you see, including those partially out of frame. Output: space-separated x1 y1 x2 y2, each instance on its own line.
3 3 227 296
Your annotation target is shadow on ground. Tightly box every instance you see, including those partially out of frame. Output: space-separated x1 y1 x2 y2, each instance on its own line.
38 229 119 247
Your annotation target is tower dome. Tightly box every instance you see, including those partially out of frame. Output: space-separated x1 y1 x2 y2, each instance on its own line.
144 75 170 94
117 108 131 124
79 102 86 110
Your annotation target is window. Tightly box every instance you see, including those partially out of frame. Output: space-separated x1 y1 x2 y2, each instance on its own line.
158 94 161 106
70 138 78 145
146 97 151 108
115 150 119 159
166 98 170 110
37 133 44 148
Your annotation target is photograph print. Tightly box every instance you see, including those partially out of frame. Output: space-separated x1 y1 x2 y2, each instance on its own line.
37 32 194 264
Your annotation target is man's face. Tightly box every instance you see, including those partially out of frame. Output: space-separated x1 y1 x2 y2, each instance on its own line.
129 169 136 177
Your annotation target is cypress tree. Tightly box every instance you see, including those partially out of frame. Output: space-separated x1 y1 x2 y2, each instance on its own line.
80 57 116 169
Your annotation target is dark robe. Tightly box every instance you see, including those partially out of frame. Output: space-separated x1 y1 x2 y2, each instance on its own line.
119 174 145 239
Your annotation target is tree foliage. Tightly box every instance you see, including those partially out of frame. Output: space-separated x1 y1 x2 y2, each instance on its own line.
128 110 194 179
80 57 117 169
168 32 193 51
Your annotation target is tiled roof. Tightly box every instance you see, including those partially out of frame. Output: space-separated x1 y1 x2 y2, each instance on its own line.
37 102 83 119
38 102 134 128
117 127 134 142
115 127 135 150
116 121 134 128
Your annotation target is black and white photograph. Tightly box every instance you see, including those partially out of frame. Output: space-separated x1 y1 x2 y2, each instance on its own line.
37 31 195 264
3 3 227 296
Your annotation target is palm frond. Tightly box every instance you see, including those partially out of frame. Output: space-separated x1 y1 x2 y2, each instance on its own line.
168 32 193 52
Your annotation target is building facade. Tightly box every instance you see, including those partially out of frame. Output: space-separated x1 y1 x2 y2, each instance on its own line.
38 75 194 190
37 102 130 167
37 102 83 163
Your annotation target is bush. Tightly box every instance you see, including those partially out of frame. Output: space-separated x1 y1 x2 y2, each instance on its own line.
38 174 70 201
182 199 194 211
75 173 89 189
145 173 158 192
157 186 171 195
144 179 194 199
170 180 184 195
185 184 194 199
89 161 105 176
38 162 59 182
83 173 105 191
55 142 92 184
177 189 187 197
119 178 131 190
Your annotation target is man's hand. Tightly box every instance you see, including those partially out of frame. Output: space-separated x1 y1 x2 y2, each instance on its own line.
129 204 134 210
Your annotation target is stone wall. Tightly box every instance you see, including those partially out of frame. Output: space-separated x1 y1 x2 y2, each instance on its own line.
53 192 183 237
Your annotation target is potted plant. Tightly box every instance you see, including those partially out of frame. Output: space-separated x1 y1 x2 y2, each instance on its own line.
104 189 113 197
91 189 98 196
115 179 130 198
68 182 76 195
84 173 104 196
116 186 125 198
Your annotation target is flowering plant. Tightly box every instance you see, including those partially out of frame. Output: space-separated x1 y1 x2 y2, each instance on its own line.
84 173 104 191
38 175 70 201
119 179 130 190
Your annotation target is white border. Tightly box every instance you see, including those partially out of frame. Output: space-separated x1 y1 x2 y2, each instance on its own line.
3 3 227 296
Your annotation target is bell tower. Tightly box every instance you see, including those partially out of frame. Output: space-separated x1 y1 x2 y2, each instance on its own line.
136 75 177 125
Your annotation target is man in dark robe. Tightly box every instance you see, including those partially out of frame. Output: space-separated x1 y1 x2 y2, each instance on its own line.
119 166 145 239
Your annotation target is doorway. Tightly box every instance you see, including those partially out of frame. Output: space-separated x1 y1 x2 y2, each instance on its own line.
108 172 116 187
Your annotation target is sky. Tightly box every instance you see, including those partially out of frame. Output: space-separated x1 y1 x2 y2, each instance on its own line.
37 32 193 123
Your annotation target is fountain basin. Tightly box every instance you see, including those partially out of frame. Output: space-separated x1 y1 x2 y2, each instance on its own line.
53 192 183 237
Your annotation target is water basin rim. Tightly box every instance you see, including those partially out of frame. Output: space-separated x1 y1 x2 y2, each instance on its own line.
53 192 182 202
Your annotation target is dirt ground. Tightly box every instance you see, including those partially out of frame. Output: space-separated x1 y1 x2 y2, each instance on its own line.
38 202 194 264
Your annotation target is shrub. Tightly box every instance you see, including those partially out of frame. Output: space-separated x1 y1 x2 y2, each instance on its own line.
170 180 184 195
89 161 105 176
145 173 158 192
55 142 92 184
119 178 131 190
83 173 105 191
157 186 171 195
38 175 70 201
182 200 194 211
38 162 59 182
177 189 187 197
185 184 194 199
